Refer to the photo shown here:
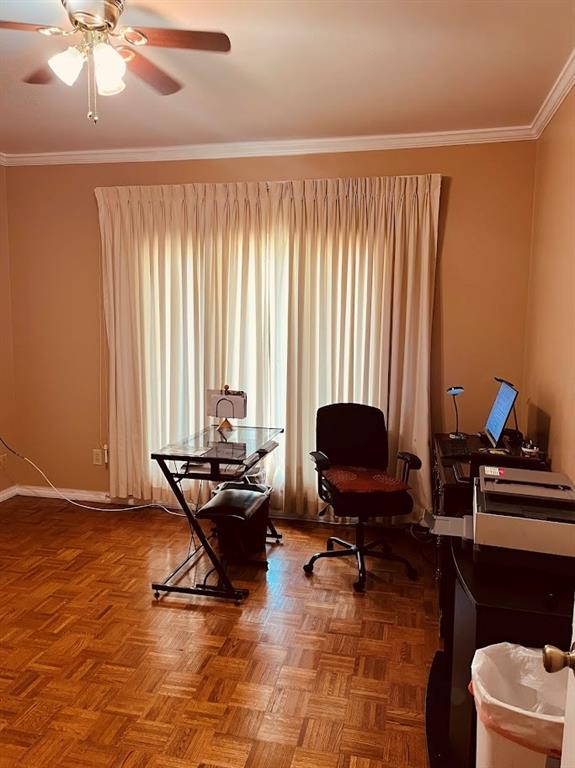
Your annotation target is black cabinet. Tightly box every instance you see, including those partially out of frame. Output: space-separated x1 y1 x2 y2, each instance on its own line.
448 542 574 768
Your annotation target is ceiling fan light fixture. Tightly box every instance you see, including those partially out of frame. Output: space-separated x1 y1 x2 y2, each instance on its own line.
96 77 125 96
63 0 124 30
93 41 126 95
3 0 227 122
48 45 85 85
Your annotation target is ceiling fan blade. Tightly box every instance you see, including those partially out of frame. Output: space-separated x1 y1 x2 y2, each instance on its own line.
135 27 230 52
0 20 45 32
0 20 69 35
23 66 55 85
128 51 182 95
38 26 70 37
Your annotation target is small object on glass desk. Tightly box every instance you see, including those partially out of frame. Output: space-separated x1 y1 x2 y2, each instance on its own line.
207 385 247 434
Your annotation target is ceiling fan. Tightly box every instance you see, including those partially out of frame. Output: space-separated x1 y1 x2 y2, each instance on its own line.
0 0 231 122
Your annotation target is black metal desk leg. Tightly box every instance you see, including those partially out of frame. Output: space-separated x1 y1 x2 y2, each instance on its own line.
152 458 248 602
266 519 282 542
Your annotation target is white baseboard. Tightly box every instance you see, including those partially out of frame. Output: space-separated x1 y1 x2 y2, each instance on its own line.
0 485 18 503
0 484 179 511
17 485 110 503
0 484 110 504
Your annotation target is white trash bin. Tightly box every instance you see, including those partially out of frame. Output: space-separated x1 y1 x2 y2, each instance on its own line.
471 643 567 768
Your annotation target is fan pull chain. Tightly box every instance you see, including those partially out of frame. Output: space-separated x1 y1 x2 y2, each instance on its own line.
87 48 98 124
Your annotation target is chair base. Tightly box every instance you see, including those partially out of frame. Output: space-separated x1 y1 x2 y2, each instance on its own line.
303 525 418 592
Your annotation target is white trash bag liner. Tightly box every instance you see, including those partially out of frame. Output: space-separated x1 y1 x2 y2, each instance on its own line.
471 642 567 757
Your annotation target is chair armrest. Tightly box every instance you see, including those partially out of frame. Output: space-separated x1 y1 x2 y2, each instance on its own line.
397 451 422 483
397 452 422 470
310 451 331 471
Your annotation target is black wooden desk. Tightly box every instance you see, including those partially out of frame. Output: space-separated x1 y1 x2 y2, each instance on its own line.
432 434 549 635
151 425 283 603
432 433 549 519
427 435 555 768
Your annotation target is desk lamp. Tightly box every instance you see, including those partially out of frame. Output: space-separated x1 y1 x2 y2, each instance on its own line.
446 386 465 439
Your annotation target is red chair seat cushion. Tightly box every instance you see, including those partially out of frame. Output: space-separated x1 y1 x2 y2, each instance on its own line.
322 466 409 494
322 465 412 518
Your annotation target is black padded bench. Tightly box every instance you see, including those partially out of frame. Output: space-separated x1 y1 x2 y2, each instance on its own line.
197 487 273 566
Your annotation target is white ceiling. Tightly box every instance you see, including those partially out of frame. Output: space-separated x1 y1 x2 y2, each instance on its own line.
0 0 574 156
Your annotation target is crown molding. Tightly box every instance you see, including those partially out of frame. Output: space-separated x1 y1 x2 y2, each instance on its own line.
0 48 572 167
532 48 575 137
0 124 538 167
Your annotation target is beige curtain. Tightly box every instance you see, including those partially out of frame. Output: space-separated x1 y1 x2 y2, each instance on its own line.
95 175 441 518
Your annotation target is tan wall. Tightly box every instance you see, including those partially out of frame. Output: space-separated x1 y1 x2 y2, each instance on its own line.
6 141 536 491
0 166 16 492
523 89 575 478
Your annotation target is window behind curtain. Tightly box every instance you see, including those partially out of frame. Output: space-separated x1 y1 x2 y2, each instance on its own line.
96 176 441 519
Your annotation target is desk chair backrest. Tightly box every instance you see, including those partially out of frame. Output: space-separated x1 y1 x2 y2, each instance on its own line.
316 403 388 471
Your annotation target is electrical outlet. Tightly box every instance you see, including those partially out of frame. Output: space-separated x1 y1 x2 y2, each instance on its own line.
92 448 103 466
0 453 7 471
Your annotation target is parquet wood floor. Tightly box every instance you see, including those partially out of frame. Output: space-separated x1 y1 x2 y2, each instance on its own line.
0 496 439 768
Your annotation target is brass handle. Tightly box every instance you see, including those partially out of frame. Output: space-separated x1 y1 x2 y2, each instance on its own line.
542 644 575 674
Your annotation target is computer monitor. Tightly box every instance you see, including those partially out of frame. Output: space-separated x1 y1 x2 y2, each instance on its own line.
484 381 518 447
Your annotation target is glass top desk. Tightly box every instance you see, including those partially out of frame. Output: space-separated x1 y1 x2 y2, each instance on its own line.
151 425 283 481
151 425 283 603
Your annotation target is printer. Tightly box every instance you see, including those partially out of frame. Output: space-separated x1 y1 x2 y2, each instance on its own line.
473 466 575 557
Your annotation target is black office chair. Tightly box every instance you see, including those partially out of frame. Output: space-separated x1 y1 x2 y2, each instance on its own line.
303 403 422 592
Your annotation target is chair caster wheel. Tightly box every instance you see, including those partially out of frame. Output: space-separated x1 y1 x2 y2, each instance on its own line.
407 568 418 581
154 591 160 600
303 563 314 574
353 580 365 593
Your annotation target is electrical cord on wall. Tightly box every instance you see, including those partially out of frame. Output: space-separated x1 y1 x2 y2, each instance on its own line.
0 434 193 519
